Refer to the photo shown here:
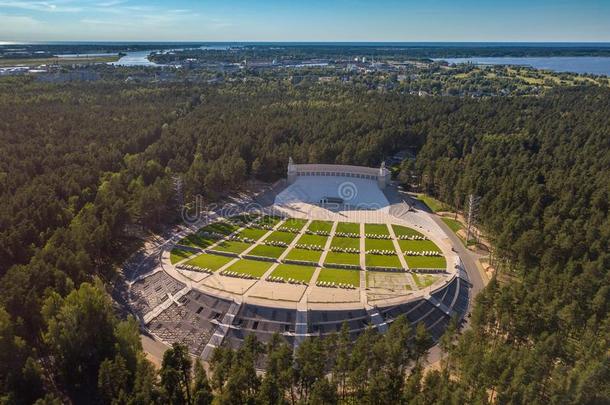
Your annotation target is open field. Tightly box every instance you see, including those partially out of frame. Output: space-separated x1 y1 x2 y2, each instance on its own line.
365 238 396 251
248 244 286 258
324 252 361 266
365 254 403 268
412 273 439 289
296 233 328 247
170 247 195 264
284 248 322 262
238 228 268 240
398 239 441 253
331 236 360 250
415 194 452 213
392 224 424 238
224 259 273 278
186 253 234 270
271 264 316 283
211 240 252 254
365 223 390 235
265 231 298 244
307 220 333 233
335 222 360 234
405 256 446 269
317 268 360 287
0 55 120 67
441 217 463 233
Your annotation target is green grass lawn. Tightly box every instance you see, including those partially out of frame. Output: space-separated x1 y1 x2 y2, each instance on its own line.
324 252 361 266
398 239 441 253
307 220 334 233
170 247 195 264
238 227 269 241
258 216 282 226
176 232 217 249
271 264 316 283
412 273 439 288
284 248 323 263
335 222 360 234
200 221 239 235
441 217 463 233
416 195 453 213
185 253 235 270
331 236 361 250
282 218 308 230
224 259 273 278
248 244 286 258
316 268 360 287
265 231 298 244
296 233 328 247
392 224 424 238
365 254 403 268
211 240 252 254
405 256 447 269
229 214 259 223
365 239 397 251
365 223 390 235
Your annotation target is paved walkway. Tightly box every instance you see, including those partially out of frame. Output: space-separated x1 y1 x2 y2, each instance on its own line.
318 221 338 266
278 219 312 261
387 223 418 290
359 223 367 304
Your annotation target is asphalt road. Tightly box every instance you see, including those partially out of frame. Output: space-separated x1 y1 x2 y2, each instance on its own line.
430 214 485 296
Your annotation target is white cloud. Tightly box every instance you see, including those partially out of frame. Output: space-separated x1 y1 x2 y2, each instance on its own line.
0 1 82 13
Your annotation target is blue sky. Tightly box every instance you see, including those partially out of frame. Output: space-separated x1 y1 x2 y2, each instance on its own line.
1 0 609 42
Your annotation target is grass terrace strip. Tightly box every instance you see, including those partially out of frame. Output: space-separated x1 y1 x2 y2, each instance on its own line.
324 251 361 266
170 247 195 264
211 240 252 254
365 238 397 252
270 264 316 283
335 222 360 234
284 248 323 263
237 227 269 241
278 217 308 232
398 239 441 253
392 224 424 238
330 236 360 250
306 220 334 233
295 233 328 247
265 231 299 244
185 253 235 271
176 233 218 249
201 221 239 235
223 259 273 278
228 213 260 225
365 254 403 269
257 216 283 226
316 268 360 287
248 244 286 258
405 256 447 269
364 223 391 236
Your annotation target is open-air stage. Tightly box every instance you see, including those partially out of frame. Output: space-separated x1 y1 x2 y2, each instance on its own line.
127 162 472 360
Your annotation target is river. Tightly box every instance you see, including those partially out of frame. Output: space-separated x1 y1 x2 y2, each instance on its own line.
437 57 610 76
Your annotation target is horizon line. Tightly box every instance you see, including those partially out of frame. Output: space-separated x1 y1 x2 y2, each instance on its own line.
4 40 610 45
